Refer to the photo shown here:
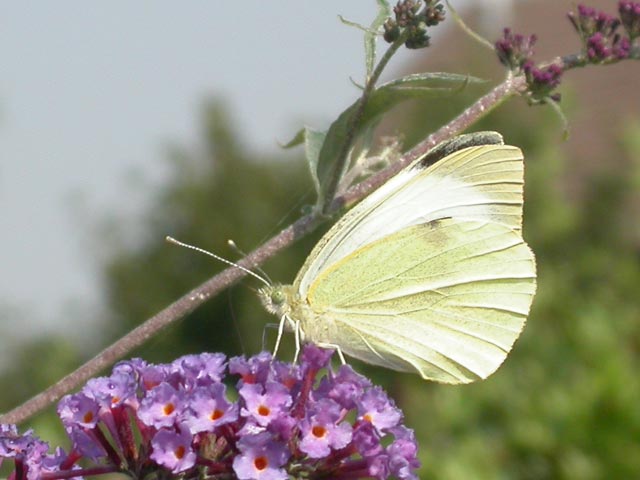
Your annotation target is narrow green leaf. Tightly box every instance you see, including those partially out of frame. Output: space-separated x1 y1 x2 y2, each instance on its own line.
544 98 570 140
366 0 392 78
279 126 327 201
279 128 305 149
338 15 375 33
379 71 484 89
304 128 327 200
360 73 481 125
315 106 357 207
445 0 495 50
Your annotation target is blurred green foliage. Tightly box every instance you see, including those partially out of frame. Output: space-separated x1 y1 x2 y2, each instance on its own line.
2 50 639 480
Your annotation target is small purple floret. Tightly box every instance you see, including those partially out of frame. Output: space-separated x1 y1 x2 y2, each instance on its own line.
150 425 197 473
233 432 290 480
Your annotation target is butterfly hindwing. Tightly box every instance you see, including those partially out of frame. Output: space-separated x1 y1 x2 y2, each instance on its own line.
302 218 536 383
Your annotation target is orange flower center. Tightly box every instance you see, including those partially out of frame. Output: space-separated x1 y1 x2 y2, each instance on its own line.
82 411 94 423
210 409 223 420
363 413 373 423
175 445 185 459
312 425 327 438
163 403 175 415
257 405 270 416
254 456 268 471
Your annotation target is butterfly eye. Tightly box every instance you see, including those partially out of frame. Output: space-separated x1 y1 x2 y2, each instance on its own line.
270 290 285 305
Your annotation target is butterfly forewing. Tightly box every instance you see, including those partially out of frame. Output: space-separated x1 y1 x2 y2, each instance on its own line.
296 144 526 295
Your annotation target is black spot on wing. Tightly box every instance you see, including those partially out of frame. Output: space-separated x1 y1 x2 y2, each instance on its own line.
415 131 504 170
422 217 451 230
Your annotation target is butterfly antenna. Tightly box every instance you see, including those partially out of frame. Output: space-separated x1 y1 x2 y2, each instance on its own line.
227 239 272 284
165 236 271 287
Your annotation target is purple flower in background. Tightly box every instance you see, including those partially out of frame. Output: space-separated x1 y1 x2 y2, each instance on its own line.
567 3 638 62
493 27 564 102
569 4 620 38
1 345 420 479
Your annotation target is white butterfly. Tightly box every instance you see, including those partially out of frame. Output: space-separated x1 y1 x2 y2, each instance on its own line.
258 132 536 384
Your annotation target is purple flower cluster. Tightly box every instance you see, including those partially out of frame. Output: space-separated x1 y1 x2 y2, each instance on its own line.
568 3 639 62
1 346 420 479
619 1 640 40
494 28 563 103
0 424 84 479
495 28 538 71
496 2 640 102
523 61 564 103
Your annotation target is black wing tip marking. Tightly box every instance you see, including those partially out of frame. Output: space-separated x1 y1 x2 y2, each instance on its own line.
416 131 505 170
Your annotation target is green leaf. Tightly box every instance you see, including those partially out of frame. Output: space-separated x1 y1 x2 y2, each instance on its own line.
315 105 358 207
304 128 327 199
366 0 392 78
315 72 482 204
360 72 483 126
279 126 327 201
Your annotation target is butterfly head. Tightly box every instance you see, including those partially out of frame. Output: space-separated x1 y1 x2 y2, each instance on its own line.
258 284 297 318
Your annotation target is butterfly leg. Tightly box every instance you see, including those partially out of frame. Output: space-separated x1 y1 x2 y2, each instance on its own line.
293 319 301 364
272 315 287 358
316 342 346 365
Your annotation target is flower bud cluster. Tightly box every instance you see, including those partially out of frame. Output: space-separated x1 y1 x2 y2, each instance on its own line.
568 2 640 62
495 28 538 71
1 346 419 480
383 0 445 49
619 1 640 40
494 28 563 103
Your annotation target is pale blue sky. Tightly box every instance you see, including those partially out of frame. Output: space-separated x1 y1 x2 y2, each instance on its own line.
1 2 499 348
